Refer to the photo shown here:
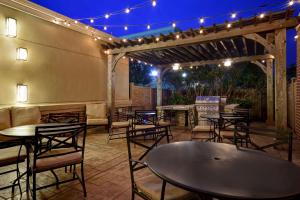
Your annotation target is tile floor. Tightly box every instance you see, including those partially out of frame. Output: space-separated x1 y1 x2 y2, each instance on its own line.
1 124 300 200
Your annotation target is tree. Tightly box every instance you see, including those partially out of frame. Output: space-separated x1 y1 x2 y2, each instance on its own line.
129 61 152 85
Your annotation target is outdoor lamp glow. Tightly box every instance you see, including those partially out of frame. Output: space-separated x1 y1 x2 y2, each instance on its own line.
150 70 158 77
224 59 232 67
172 63 180 71
6 17 17 37
17 84 28 102
182 72 187 78
17 48 28 61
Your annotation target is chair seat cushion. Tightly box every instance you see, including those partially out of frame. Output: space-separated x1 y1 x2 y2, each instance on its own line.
158 120 171 126
36 151 82 172
192 125 211 132
0 146 26 167
87 118 108 125
134 125 156 130
136 174 194 200
112 121 130 128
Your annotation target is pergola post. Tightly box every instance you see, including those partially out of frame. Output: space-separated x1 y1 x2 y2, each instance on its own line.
157 70 162 106
107 53 125 117
266 33 275 125
295 26 300 135
266 58 275 125
274 29 287 130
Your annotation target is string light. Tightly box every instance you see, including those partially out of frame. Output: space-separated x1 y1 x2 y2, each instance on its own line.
130 58 134 61
294 35 299 40
259 13 265 19
152 0 157 7
125 8 131 14
67 23 71 27
147 25 151 30
156 37 160 42
74 20 78 24
122 38 127 42
104 26 108 30
227 23 232 28
94 38 97 41
199 18 205 24
90 19 94 23
172 22 176 28
85 26 89 29
176 34 180 39
289 0 294 6
124 26 128 31
108 37 112 41
199 28 204 34
231 13 237 19
138 38 143 42
262 60 266 63
97 36 101 40
105 14 110 19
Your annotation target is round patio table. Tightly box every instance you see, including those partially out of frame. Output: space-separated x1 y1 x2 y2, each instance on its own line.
145 141 300 200
0 123 69 195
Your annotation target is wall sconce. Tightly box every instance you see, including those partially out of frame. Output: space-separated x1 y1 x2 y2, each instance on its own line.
16 48 28 61
17 84 28 102
5 17 17 37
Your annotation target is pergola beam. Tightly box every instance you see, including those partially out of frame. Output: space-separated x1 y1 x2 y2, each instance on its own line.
110 18 298 55
161 54 274 68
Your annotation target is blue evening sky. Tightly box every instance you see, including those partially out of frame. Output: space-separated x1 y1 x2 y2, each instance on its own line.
31 0 299 66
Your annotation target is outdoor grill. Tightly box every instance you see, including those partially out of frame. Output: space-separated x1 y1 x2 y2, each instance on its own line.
195 96 221 125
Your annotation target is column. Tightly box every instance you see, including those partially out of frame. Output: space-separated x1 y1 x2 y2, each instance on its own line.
274 29 287 130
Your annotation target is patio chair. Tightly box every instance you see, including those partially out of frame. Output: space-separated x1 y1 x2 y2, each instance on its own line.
107 108 130 142
188 109 214 141
126 126 195 200
0 136 26 198
31 123 87 200
133 110 157 130
157 110 173 139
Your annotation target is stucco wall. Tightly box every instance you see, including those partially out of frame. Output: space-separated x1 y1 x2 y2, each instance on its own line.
0 4 129 106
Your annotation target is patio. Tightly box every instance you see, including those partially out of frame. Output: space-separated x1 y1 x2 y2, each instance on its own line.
0 125 299 200
1 0 300 199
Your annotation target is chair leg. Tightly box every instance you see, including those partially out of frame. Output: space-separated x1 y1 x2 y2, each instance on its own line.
80 162 87 197
50 170 59 189
131 190 135 200
32 172 37 200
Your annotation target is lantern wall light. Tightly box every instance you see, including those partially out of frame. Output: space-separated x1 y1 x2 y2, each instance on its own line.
17 84 28 103
17 48 28 61
5 17 17 37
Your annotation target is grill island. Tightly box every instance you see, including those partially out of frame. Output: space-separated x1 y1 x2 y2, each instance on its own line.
195 96 221 126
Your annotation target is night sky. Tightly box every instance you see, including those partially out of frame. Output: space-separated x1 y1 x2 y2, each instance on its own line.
30 0 299 65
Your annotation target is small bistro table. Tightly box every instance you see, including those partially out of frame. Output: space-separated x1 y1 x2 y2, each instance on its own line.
0 123 68 195
146 141 300 200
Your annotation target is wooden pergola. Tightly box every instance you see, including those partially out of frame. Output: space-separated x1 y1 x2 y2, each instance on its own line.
104 10 300 130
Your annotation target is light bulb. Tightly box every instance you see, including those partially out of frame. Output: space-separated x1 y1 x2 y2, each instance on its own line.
289 1 294 6
123 38 127 42
105 14 110 19
231 13 237 19
104 26 107 30
156 37 160 42
147 25 151 30
124 26 128 31
259 13 265 19
199 18 205 24
172 22 176 28
125 8 131 14
74 20 78 24
176 34 180 39
90 19 94 23
152 0 157 7
227 23 232 28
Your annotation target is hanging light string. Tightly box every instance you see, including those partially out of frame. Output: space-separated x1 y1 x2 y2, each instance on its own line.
52 0 295 43
73 0 155 22
92 0 291 30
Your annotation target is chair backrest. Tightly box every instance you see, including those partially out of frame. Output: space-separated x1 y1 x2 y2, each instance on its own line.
134 110 157 125
48 112 80 123
126 126 169 186
0 108 11 131
33 123 87 169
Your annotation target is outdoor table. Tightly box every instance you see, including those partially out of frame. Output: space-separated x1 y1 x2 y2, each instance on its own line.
0 123 67 195
145 141 300 200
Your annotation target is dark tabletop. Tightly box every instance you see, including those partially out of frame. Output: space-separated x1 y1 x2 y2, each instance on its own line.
145 141 300 200
0 123 68 138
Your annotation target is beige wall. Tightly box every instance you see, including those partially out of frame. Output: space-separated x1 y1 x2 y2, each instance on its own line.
0 4 129 106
